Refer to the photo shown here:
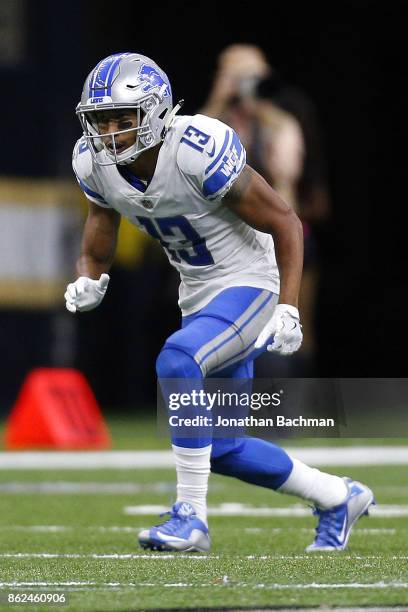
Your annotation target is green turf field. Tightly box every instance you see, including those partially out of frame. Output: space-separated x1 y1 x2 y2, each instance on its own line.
1 458 408 611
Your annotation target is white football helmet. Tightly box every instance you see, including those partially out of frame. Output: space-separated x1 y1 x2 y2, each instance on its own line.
76 52 174 165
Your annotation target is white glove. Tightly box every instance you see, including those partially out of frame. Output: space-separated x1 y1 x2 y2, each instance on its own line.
254 304 303 355
65 273 110 313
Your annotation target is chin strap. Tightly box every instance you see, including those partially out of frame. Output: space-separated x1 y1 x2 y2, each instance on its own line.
162 99 184 137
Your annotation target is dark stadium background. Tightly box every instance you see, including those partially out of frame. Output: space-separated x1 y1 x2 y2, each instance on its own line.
0 0 404 413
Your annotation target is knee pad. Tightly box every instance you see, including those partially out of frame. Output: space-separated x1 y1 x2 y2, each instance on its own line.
156 346 202 379
157 347 209 448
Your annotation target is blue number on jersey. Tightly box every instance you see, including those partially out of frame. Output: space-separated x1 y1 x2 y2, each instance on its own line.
136 215 214 266
180 125 211 152
159 216 214 266
136 216 181 263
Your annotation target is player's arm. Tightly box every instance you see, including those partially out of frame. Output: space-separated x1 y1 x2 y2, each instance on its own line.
224 164 304 354
65 203 121 313
224 164 303 306
77 202 121 278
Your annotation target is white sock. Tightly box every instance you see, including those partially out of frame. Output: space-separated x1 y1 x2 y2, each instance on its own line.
278 457 348 509
172 444 211 524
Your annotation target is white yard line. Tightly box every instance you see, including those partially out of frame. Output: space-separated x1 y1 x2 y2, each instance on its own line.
243 527 396 534
0 525 395 535
1 446 408 469
0 525 143 533
0 553 407 560
1 580 408 590
124 502 408 517
0 553 217 560
0 481 174 493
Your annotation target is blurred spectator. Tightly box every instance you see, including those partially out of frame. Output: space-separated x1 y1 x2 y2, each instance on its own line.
201 44 331 375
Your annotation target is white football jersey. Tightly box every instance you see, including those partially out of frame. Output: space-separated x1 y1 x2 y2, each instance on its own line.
73 114 280 315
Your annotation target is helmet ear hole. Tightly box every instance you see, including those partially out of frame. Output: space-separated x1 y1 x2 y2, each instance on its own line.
141 133 154 146
143 98 156 112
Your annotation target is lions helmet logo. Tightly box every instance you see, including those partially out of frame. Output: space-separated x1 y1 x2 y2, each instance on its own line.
139 64 171 97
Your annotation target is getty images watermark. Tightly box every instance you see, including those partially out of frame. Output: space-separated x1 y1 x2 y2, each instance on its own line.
167 388 334 429
157 379 344 438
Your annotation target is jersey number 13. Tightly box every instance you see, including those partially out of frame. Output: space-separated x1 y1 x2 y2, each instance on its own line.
136 215 214 266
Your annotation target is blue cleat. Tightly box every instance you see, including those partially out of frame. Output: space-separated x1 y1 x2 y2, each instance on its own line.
306 478 375 552
138 502 210 552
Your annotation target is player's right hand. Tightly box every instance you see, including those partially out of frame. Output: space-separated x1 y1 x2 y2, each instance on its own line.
254 303 303 355
64 274 110 313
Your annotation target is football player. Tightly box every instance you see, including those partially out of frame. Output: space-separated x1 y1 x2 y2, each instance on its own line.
66 52 374 552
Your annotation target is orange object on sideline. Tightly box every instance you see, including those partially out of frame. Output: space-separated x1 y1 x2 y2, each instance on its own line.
4 368 111 449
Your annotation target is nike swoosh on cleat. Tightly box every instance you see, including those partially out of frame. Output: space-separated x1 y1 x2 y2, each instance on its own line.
338 515 348 542
156 532 185 542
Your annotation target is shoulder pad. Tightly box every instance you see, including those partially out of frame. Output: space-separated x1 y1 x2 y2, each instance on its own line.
176 114 231 177
72 137 93 181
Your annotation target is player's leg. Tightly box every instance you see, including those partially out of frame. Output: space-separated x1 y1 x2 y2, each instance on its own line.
211 358 345 501
211 360 294 489
139 287 277 552
211 359 349 504
138 342 211 552
211 361 375 551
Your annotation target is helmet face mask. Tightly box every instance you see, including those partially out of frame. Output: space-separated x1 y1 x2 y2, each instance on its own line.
76 53 173 166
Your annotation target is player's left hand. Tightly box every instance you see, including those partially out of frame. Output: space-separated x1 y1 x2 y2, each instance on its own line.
254 304 303 355
64 273 110 313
